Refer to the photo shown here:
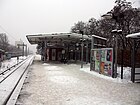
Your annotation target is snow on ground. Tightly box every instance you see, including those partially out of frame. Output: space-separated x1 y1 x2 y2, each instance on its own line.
16 55 140 105
80 65 132 84
117 66 131 80
40 54 132 84
0 56 27 72
35 54 41 60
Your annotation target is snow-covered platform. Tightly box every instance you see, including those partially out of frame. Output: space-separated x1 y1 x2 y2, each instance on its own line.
17 55 140 105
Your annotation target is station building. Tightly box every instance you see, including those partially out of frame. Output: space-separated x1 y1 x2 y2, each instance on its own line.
26 33 107 63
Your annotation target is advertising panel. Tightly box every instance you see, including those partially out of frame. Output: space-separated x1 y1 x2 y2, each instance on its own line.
94 50 100 72
91 48 113 77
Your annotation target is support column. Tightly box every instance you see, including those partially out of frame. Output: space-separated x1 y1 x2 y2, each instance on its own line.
75 44 77 62
114 35 118 78
86 41 89 64
90 36 94 71
68 44 70 60
41 43 43 61
131 39 136 83
81 34 84 68
28 47 29 55
44 41 47 62
22 43 24 56
25 44 27 56
121 49 124 79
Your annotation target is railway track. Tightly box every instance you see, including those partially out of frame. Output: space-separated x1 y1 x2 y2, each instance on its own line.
0 57 29 83
0 55 34 105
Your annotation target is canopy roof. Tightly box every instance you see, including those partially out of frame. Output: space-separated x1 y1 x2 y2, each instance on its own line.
92 35 107 40
126 32 140 38
26 33 91 45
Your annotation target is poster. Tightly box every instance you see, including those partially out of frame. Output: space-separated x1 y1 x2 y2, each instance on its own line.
91 48 113 76
95 50 100 72
103 49 113 76
100 62 105 74
101 50 105 62
104 63 112 76
106 50 112 62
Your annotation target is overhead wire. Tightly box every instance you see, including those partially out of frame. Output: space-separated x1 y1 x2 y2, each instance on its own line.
0 24 17 42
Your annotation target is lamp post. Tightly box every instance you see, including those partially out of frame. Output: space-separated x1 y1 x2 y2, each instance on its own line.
80 30 84 68
117 30 123 79
111 29 118 78
111 29 123 78
75 43 79 62
102 12 123 79
76 30 84 68
102 13 123 78
86 39 89 64
102 13 117 77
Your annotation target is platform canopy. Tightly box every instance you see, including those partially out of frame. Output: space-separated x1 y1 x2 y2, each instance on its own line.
26 33 91 45
126 32 140 38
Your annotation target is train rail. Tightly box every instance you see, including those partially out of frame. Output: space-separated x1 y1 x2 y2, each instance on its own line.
0 60 23 75
0 56 29 83
0 55 34 105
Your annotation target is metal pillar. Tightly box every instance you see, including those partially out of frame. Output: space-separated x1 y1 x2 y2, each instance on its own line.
86 41 89 64
41 43 44 61
22 43 24 56
44 41 47 62
90 36 94 71
81 34 84 68
75 45 77 62
131 39 136 82
91 36 94 50
25 44 27 56
114 35 118 78
121 49 123 79
28 47 29 55
17 43 27 57
68 44 70 60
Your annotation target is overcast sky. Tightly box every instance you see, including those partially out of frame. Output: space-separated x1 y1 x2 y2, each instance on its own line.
0 0 139 52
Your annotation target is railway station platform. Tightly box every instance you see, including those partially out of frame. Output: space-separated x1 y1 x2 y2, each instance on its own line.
16 55 140 105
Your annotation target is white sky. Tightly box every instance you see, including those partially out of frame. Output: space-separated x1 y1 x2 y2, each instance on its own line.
0 0 139 52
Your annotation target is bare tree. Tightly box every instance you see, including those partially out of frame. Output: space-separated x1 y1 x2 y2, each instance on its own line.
71 21 86 34
0 33 9 51
70 0 140 50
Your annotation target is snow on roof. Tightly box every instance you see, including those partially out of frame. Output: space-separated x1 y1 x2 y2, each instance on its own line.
26 33 108 45
92 35 107 40
26 33 90 39
126 32 140 38
26 33 91 44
